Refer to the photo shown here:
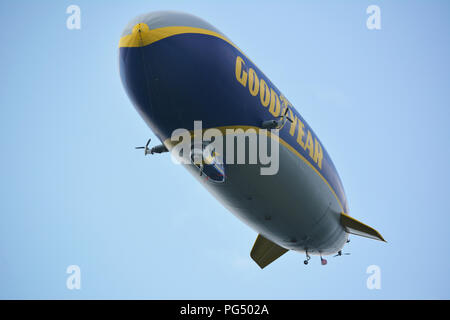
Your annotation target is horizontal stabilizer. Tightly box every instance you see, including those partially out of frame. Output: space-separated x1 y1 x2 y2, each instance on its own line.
340 213 386 242
250 234 288 269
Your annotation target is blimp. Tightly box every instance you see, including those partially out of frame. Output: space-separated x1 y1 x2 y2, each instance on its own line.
119 11 385 269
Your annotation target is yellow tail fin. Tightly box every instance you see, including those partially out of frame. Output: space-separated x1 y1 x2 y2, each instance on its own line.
250 234 288 269
340 213 386 242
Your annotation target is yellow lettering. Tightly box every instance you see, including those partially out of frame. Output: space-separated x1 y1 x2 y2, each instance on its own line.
296 119 305 148
288 109 297 136
259 79 270 107
280 94 291 111
314 138 323 169
305 130 314 158
269 89 281 117
235 56 247 87
248 68 259 96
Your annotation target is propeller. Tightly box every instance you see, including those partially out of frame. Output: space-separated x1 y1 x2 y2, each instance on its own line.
333 250 351 257
282 106 294 123
261 106 294 129
135 138 151 155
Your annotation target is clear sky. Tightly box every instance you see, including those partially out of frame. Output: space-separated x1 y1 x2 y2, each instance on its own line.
0 0 449 299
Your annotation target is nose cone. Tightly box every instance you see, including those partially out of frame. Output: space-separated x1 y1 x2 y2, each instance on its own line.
119 22 150 48
119 11 225 48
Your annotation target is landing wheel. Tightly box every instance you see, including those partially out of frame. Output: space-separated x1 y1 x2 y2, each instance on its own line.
304 250 311 265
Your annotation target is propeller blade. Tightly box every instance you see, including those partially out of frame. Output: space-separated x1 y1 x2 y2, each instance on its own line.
136 138 151 152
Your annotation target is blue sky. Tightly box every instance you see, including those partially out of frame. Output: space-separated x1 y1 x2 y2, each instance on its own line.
0 0 449 299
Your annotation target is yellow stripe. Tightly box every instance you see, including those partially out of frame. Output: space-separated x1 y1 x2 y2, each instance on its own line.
163 125 345 212
119 24 254 64
120 24 238 50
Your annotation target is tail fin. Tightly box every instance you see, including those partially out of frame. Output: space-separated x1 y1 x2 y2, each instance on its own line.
250 234 288 269
340 213 386 242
